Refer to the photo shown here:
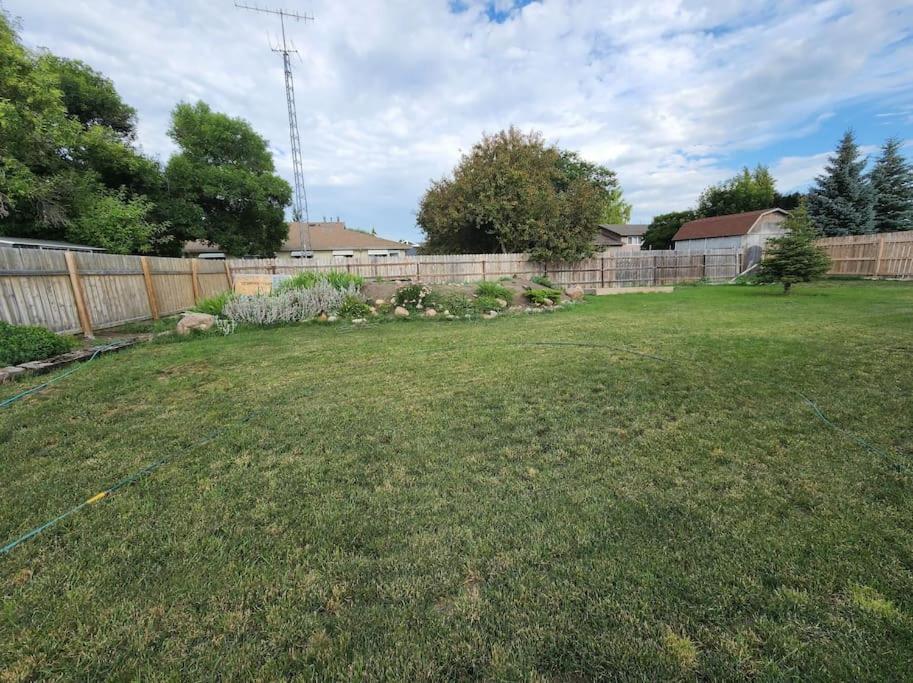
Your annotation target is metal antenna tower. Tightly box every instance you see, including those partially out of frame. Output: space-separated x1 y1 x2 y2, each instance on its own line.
235 2 314 253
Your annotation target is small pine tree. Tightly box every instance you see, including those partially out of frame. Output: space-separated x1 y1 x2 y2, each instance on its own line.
870 137 913 233
757 202 830 294
807 130 874 236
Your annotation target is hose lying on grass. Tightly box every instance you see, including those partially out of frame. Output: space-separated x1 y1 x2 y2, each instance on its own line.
0 337 907 557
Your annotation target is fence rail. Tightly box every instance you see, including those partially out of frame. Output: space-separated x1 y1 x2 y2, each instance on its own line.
817 231 913 278
0 246 741 335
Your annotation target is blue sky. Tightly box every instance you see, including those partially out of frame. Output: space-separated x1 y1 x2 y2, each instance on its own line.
4 0 912 242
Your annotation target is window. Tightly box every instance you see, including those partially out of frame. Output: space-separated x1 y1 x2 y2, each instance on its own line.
290 251 314 259
332 250 354 258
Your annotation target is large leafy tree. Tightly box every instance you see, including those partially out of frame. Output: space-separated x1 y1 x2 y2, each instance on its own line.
642 210 696 250
0 13 164 252
869 137 913 233
418 128 615 261
808 130 874 236
162 101 292 257
757 201 830 293
697 165 777 217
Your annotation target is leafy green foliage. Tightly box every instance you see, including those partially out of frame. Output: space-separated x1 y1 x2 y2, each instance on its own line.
437 292 475 316
869 137 913 233
757 201 831 293
526 288 562 305
163 102 292 257
323 271 365 291
475 281 513 303
697 165 777 217
192 291 235 317
273 271 320 294
338 295 372 319
808 130 875 236
0 321 76 366
643 211 697 250
395 284 430 307
274 271 364 295
531 275 554 288
474 295 502 312
418 127 614 262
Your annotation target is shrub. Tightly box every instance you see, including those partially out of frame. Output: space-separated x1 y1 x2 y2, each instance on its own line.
0 321 77 366
223 281 357 325
475 280 513 304
395 284 430 307
422 291 475 316
526 288 562 305
474 295 502 313
273 270 364 295
192 291 234 317
338 295 372 319
531 274 554 288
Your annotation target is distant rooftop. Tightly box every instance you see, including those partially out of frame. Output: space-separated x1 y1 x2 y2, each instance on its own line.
0 237 107 253
599 224 648 237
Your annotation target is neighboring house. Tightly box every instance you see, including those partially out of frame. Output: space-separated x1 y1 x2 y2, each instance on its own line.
183 221 411 259
673 209 788 252
595 224 648 249
0 237 107 253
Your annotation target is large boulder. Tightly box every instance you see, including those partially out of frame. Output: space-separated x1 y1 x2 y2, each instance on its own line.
394 306 410 318
176 312 216 335
424 308 438 317
565 285 584 300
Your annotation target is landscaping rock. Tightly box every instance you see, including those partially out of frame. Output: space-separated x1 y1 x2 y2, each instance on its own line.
327 315 338 323
1 366 26 384
494 298 508 309
374 299 386 307
369 307 378 315
424 308 437 318
352 318 366 324
176 312 216 335
483 311 498 319
542 298 554 306
565 285 584 300
394 306 410 318
317 313 329 322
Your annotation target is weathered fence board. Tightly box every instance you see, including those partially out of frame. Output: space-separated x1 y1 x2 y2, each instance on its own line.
1 246 741 335
817 232 913 279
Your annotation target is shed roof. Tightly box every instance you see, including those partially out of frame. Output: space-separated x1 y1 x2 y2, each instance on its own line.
598 224 648 237
0 237 107 252
672 209 787 241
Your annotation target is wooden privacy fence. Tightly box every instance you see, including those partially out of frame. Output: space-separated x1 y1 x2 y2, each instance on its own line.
817 231 913 279
0 247 231 336
0 247 739 335
231 249 741 288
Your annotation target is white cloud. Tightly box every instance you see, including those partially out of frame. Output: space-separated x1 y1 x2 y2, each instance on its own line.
5 0 913 237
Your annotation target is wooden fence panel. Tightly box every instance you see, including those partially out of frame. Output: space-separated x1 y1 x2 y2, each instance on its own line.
148 257 195 316
817 232 913 279
75 252 151 330
0 247 80 333
197 259 232 299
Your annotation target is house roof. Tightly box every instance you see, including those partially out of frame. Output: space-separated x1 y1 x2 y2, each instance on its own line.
0 237 107 252
593 230 623 247
599 224 648 237
183 222 409 256
672 209 787 241
283 222 407 251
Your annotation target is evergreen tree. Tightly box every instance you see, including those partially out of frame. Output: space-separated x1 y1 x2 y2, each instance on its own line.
869 137 913 233
807 130 874 236
757 201 830 293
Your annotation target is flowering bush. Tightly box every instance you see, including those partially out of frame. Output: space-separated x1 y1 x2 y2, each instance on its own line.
395 284 430 307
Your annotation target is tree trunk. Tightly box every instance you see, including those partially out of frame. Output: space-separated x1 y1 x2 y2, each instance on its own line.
783 282 792 294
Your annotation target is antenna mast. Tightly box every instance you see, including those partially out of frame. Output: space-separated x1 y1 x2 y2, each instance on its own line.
235 2 313 253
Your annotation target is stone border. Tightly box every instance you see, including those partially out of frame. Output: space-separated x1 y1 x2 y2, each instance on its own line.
0 339 137 384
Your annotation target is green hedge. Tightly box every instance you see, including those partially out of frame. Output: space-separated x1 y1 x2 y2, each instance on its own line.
0 321 77 366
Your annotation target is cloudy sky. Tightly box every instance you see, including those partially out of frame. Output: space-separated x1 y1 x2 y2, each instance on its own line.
5 0 913 242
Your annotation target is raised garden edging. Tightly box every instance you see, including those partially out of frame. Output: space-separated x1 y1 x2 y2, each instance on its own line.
0 338 137 384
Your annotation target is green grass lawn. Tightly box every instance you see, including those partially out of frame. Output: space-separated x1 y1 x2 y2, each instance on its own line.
2 281 913 680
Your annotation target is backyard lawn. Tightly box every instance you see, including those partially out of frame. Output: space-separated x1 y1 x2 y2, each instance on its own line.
2 281 913 679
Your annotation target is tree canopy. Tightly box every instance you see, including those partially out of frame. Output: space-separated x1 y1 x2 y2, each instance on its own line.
697 165 777 217
808 130 874 236
869 137 913 233
418 128 623 261
642 210 696 250
162 102 292 257
756 201 830 293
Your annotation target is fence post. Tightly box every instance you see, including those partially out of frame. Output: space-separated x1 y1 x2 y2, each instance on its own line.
64 251 94 339
416 260 421 282
190 258 202 303
874 234 886 277
223 259 234 292
140 256 159 320
481 258 486 280
600 256 606 288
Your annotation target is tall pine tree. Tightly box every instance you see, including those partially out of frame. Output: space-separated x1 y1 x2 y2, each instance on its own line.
807 130 874 236
869 137 913 233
